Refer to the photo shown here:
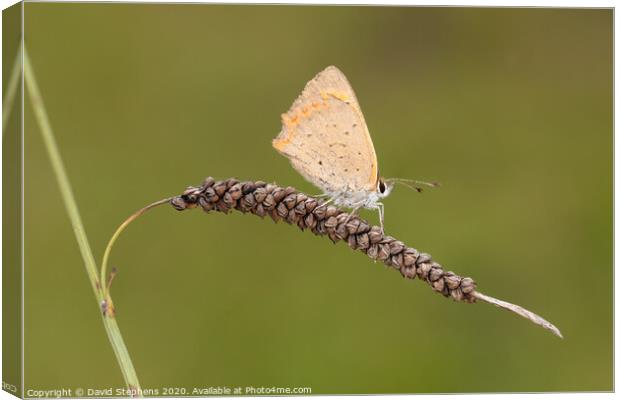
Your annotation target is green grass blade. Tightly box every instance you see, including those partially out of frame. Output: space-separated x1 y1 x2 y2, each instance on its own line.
23 45 142 393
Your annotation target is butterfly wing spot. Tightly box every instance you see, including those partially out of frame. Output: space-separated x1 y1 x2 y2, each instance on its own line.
344 131 350 135
319 160 323 165
282 101 327 130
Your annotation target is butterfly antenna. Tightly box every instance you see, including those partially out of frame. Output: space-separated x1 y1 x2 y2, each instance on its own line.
386 178 440 193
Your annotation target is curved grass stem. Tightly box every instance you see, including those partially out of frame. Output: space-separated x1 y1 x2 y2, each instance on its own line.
100 197 171 301
24 46 143 393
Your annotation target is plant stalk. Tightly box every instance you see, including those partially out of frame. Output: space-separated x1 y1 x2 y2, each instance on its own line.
100 197 171 301
23 46 142 393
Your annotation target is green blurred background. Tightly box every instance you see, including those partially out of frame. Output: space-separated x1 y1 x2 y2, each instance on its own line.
15 4 612 394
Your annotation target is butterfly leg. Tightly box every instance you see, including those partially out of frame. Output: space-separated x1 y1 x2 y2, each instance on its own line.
310 192 331 198
376 202 385 234
316 196 335 209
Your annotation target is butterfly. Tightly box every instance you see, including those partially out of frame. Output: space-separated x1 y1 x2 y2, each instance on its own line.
273 66 436 232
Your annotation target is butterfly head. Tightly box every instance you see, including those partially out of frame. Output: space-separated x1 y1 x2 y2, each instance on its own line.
377 177 394 199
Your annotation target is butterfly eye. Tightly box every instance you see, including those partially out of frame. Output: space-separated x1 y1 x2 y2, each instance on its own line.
379 180 386 193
